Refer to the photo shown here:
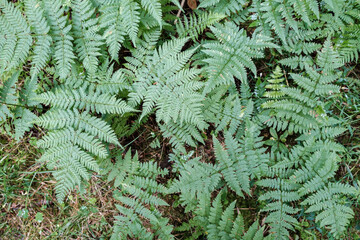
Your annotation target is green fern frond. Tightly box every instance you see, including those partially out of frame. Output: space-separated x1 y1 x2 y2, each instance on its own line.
302 183 355 238
25 0 52 80
46 144 99 202
36 87 134 114
35 109 119 145
207 195 265 240
263 66 286 99
293 146 357 237
261 41 343 134
202 21 276 93
72 0 104 74
102 150 173 240
13 77 38 140
126 38 207 149
0 71 18 121
168 158 221 204
258 167 300 240
0 0 32 75
176 11 225 40
198 0 248 15
140 0 162 27
44 0 75 79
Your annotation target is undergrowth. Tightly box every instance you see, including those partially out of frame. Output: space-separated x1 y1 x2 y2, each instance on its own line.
1 0 360 239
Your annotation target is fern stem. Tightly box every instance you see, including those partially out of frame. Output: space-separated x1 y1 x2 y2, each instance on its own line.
0 101 38 110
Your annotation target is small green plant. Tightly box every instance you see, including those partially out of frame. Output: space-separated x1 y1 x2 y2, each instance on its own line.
1 0 359 239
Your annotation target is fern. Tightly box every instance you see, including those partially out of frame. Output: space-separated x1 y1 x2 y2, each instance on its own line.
72 0 104 74
176 191 266 240
0 72 38 140
1 1 359 239
35 84 133 202
214 122 268 197
168 158 221 207
44 0 75 79
140 0 162 27
202 21 276 93
169 121 268 209
126 38 207 150
293 147 356 237
0 72 18 122
176 11 225 40
13 78 38 140
198 0 248 15
100 0 140 59
25 0 52 80
258 166 300 240
102 150 173 240
207 194 265 240
263 66 286 99
0 0 32 75
260 40 345 135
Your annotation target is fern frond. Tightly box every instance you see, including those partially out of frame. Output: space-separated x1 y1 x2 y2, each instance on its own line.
198 0 248 15
35 109 119 145
258 167 300 240
207 195 264 240
13 78 38 140
302 183 355 238
168 159 221 201
0 71 18 121
0 1 32 74
176 11 225 40
103 150 173 240
202 22 276 93
44 0 75 79
36 87 134 114
293 146 357 237
25 0 52 79
72 0 103 74
140 0 162 27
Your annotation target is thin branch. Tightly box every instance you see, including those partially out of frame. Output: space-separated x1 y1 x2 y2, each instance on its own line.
174 0 186 24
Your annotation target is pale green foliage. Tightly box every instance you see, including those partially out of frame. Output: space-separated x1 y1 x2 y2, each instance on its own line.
13 78 38 140
260 41 346 135
169 121 268 211
202 21 276 93
0 72 18 121
258 167 300 239
0 72 38 140
25 0 51 80
294 148 355 237
203 84 254 136
102 150 173 240
36 87 133 114
258 135 357 238
176 191 266 240
263 66 286 99
72 0 104 74
0 0 358 239
100 0 141 59
176 11 226 40
44 0 75 79
126 37 207 150
214 122 268 197
198 0 249 15
0 0 32 74
206 193 265 240
35 81 133 201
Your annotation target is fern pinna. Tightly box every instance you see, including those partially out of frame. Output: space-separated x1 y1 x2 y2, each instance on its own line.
0 0 359 239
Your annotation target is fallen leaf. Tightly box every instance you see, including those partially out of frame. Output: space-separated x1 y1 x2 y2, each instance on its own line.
187 0 197 10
